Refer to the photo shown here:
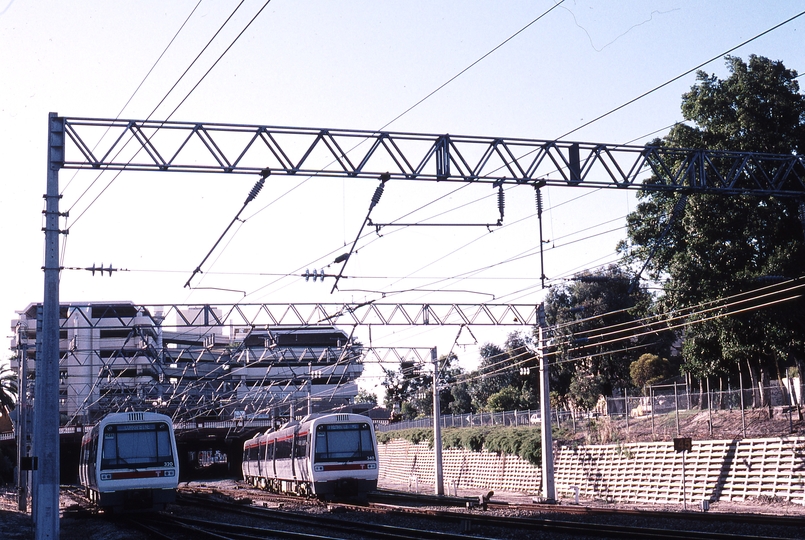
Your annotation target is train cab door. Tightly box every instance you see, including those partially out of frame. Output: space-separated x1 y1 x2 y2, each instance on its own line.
295 431 310 485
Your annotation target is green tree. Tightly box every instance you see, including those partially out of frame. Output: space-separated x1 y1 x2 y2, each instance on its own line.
567 372 607 412
619 55 805 403
544 265 669 409
469 332 538 411
382 353 463 420
629 353 672 391
447 380 473 414
486 386 522 412
354 389 378 405
0 366 17 415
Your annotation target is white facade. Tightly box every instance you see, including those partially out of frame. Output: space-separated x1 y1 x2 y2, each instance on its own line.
10 302 363 425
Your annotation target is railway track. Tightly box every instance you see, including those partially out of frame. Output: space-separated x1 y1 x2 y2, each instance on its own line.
173 487 805 540
55 481 805 539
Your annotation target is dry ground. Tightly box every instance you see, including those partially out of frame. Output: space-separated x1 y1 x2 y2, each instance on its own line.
565 406 805 446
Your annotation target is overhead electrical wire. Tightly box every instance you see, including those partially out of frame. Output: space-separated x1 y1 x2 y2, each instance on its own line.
202 2 570 292
431 10 805 295
67 277 804 422
554 8 805 140
56 5 805 422
66 0 272 229
60 0 204 197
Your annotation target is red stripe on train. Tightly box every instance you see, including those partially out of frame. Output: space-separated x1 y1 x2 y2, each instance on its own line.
109 470 169 480
321 464 369 471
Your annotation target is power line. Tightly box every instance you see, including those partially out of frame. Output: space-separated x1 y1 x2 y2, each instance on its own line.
60 0 203 197
216 4 571 294
554 8 805 140
375 1 566 133
66 0 272 228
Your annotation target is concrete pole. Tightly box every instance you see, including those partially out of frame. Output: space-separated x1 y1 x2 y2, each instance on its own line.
35 113 64 539
538 303 555 502
307 363 312 416
16 322 29 512
431 347 444 496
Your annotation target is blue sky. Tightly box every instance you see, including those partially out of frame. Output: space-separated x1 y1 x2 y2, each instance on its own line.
1 1 803 394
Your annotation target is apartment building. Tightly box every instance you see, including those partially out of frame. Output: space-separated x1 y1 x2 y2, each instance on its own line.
10 302 363 425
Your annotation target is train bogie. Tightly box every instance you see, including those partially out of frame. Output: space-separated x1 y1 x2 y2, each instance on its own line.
79 412 179 512
242 413 378 500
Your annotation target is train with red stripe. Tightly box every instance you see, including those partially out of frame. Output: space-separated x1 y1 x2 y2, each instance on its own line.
78 412 179 512
242 413 378 500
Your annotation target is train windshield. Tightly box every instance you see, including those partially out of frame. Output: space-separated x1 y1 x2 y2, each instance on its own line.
101 422 174 470
314 422 375 463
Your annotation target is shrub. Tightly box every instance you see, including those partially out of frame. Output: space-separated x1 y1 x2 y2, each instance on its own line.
377 426 543 466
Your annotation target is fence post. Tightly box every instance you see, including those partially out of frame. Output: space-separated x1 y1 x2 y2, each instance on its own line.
624 390 629 431
739 370 746 438
674 382 681 435
787 369 794 434
707 378 712 438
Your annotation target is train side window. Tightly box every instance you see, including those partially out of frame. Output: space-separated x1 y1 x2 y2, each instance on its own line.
294 434 308 459
276 438 292 460
264 440 273 461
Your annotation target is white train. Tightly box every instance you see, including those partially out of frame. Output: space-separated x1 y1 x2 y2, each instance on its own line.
242 413 378 500
79 412 179 512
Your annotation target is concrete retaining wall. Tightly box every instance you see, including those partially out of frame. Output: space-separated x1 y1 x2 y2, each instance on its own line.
378 436 805 504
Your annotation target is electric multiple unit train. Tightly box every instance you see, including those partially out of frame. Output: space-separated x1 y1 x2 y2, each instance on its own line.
242 413 378 500
79 411 179 512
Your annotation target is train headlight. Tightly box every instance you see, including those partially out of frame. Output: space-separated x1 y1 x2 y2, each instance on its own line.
367 463 377 470
100 473 112 481
164 470 175 477
313 465 324 472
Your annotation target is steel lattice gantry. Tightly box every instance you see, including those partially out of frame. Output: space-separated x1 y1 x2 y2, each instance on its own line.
52 115 805 195
156 302 540 328
35 114 805 538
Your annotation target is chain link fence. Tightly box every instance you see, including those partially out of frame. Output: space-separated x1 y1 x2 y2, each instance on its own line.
378 377 803 436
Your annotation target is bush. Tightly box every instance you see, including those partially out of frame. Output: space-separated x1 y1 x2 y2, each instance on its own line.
378 426 544 466
377 428 434 447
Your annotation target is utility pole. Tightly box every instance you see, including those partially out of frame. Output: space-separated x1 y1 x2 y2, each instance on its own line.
537 303 555 502
307 362 312 416
16 321 30 512
431 347 444 496
35 112 64 539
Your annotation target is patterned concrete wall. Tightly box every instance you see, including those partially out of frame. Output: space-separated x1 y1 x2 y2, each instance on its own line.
554 437 805 505
378 436 805 504
377 438 541 495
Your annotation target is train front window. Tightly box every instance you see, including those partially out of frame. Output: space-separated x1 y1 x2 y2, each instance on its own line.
101 422 174 470
314 423 375 463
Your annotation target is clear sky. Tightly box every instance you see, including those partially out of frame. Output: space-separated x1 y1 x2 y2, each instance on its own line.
1 1 804 396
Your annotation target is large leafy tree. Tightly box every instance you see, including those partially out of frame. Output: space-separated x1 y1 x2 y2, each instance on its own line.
619 55 805 402
544 265 671 410
469 332 538 411
381 353 462 420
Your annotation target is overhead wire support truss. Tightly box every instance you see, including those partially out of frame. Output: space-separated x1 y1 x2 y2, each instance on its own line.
50 302 542 330
56 116 805 196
